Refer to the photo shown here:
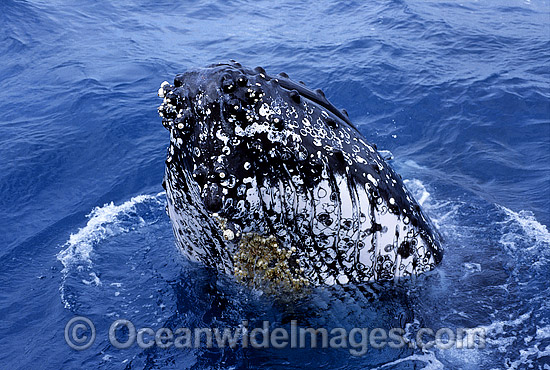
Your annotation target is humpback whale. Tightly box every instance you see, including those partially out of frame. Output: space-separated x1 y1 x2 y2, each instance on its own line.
158 61 443 291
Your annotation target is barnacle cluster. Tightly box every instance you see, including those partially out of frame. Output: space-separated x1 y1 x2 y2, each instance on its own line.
211 213 239 241
233 233 309 293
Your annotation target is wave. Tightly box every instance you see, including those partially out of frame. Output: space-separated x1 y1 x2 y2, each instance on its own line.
57 192 165 309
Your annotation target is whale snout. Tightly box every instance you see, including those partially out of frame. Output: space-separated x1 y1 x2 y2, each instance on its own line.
158 63 263 139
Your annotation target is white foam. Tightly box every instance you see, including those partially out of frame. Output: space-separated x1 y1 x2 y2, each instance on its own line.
57 192 165 308
479 311 532 337
477 312 534 355
463 262 482 273
82 272 101 286
370 351 445 370
403 179 431 206
498 206 550 251
506 343 550 370
536 326 550 340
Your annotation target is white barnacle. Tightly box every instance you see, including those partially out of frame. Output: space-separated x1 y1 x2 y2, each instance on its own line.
338 275 349 284
216 129 230 145
389 198 395 205
158 81 169 97
302 118 311 126
259 103 272 118
244 162 251 170
223 229 235 241
355 155 368 164
367 174 378 187
292 175 303 185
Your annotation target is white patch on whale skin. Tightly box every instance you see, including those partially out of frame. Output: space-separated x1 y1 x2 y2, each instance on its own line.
367 174 378 187
158 81 169 97
258 103 273 119
215 128 230 146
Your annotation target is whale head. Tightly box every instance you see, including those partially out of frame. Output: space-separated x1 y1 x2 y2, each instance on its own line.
158 62 353 216
158 61 443 287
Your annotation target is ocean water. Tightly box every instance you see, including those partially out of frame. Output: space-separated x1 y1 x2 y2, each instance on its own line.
0 0 549 369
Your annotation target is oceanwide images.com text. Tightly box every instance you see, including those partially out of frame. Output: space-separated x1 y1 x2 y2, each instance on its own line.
65 316 486 355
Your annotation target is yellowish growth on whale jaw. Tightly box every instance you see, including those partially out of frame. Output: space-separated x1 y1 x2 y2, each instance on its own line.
211 212 308 293
233 233 310 294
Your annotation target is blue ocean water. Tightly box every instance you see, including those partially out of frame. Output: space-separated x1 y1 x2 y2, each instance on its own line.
1 0 549 369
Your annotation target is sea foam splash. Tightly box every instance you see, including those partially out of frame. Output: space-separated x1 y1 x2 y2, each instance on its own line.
57 192 165 309
498 206 550 255
395 179 550 370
